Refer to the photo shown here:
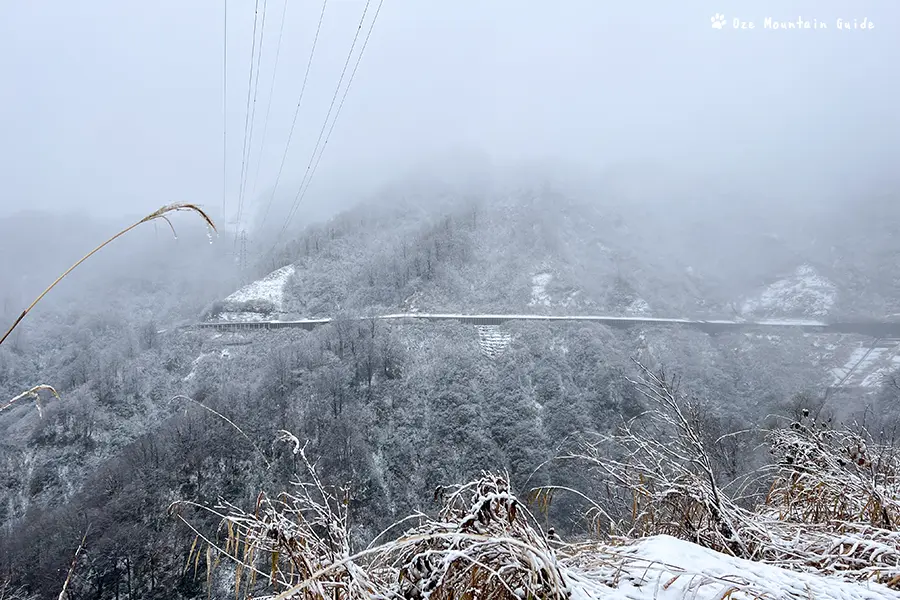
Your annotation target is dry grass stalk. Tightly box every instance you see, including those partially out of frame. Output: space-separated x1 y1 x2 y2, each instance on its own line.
192 435 572 600
0 202 215 347
1 384 60 417
199 438 377 599
57 529 89 600
557 360 751 557
556 359 900 588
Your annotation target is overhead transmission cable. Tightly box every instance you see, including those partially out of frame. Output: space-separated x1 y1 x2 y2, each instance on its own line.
236 0 269 230
222 0 228 224
285 0 384 230
269 0 383 252
248 0 289 203
234 0 263 242
258 0 328 230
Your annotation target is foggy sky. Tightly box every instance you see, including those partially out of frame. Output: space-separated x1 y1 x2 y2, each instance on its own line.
1 0 897 227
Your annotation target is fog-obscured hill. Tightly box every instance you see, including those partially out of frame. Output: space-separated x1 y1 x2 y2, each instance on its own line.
235 167 900 322
249 181 720 320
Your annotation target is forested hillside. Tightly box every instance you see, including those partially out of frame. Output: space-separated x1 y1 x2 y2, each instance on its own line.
2 172 900 598
252 172 900 321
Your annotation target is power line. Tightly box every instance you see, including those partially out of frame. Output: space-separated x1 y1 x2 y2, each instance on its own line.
270 0 378 251
248 0 289 204
236 0 270 230
272 0 384 251
286 0 384 229
222 0 228 223
258 0 328 231
234 0 262 242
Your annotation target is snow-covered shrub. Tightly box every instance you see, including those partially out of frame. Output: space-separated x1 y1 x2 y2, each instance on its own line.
200 300 226 321
561 361 753 557
197 437 571 599
196 437 374 600
557 360 900 589
765 412 899 528
758 413 900 584
383 473 570 600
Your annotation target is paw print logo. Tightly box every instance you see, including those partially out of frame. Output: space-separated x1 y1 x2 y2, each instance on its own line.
711 13 726 29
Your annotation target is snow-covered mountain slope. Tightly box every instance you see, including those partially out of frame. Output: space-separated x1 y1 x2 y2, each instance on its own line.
529 272 554 307
741 265 837 318
210 264 296 321
527 271 595 311
232 186 738 318
216 176 899 328
569 535 896 600
225 264 294 308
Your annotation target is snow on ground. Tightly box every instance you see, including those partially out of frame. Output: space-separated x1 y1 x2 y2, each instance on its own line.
529 272 553 307
225 264 295 310
625 298 651 316
183 352 210 382
524 270 590 310
559 289 585 309
183 349 232 382
831 340 900 388
568 535 896 600
401 291 424 313
742 265 836 317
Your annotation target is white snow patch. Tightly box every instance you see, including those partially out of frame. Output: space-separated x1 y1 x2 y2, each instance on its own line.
529 273 553 307
625 298 651 316
225 264 295 310
184 348 232 382
860 370 885 388
183 352 211 382
560 289 583 309
832 340 900 388
832 347 870 385
568 535 896 599
401 291 423 313
853 348 886 380
742 265 836 317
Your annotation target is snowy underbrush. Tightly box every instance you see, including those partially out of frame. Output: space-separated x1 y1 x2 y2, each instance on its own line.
0 578 38 600
187 465 898 599
560 362 900 593
185 367 900 599
183 441 570 600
